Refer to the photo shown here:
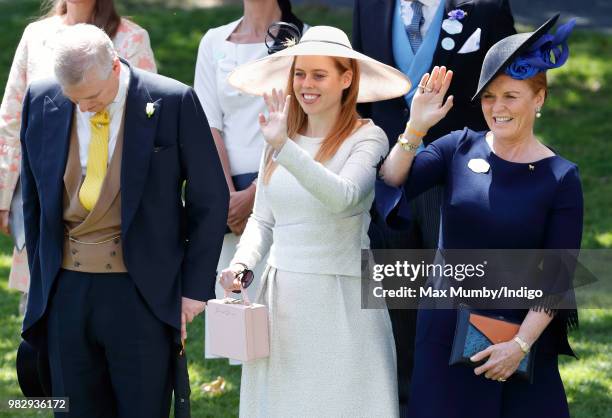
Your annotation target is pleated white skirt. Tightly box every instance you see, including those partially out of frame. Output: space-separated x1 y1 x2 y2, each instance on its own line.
239 265 399 418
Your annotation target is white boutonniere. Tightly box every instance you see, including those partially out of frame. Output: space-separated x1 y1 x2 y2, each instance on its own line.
146 102 155 118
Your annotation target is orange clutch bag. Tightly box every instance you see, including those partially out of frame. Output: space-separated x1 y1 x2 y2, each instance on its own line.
450 305 535 382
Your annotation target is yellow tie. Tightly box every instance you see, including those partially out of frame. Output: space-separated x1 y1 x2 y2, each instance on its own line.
79 110 110 211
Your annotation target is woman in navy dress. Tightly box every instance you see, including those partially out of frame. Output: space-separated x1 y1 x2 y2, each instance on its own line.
379 15 581 418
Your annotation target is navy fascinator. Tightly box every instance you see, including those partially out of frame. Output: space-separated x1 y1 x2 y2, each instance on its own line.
505 19 576 80
473 14 576 100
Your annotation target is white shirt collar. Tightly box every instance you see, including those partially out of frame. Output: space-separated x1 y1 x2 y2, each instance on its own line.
409 0 439 8
111 62 130 107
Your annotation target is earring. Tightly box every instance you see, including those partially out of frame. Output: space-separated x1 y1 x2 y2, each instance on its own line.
536 108 542 118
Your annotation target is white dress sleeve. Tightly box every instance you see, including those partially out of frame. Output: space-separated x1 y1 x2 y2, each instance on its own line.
193 31 223 131
229 147 276 269
274 126 389 213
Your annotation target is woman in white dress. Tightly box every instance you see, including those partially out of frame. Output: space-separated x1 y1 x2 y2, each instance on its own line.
219 26 411 417
194 0 306 301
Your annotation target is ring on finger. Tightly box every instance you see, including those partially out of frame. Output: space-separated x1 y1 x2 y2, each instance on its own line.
498 378 507 382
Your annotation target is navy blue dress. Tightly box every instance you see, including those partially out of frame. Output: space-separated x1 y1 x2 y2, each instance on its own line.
384 129 583 418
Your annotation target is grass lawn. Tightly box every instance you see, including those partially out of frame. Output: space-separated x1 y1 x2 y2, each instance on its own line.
0 1 610 417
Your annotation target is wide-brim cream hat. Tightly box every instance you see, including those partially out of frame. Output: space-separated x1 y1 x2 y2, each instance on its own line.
228 25 411 103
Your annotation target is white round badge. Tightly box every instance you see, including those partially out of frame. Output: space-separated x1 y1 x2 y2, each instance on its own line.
442 19 463 35
441 37 456 51
468 158 491 174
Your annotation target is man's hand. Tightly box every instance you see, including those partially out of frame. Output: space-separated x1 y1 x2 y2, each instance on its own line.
227 184 255 235
228 217 248 236
0 210 10 236
181 296 206 340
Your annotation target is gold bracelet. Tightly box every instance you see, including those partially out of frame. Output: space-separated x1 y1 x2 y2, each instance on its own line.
512 335 530 354
397 134 421 153
406 124 427 138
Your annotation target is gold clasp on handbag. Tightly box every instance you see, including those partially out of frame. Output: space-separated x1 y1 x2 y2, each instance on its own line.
224 298 244 305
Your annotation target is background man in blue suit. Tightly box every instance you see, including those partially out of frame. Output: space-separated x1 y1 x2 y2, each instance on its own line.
353 0 515 414
20 24 228 417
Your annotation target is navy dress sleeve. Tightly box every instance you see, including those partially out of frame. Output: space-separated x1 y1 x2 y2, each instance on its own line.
543 165 584 250
403 131 463 200
539 165 583 349
377 130 462 225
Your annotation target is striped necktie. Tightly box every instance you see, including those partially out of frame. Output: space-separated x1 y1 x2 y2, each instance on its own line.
407 0 424 53
79 110 110 211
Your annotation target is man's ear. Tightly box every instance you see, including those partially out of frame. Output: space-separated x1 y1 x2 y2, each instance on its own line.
112 57 121 76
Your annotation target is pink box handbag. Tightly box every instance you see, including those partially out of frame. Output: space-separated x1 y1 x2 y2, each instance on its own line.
206 288 269 362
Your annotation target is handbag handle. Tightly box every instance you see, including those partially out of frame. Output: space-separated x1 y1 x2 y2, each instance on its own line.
219 267 252 305
223 285 252 306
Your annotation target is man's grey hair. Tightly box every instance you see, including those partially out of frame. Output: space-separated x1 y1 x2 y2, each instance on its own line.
54 24 118 87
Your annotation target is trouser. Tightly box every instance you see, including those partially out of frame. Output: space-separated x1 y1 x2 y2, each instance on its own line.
411 185 444 249
47 269 173 418
368 185 443 417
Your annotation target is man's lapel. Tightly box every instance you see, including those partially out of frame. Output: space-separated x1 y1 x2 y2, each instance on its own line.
366 0 396 65
41 90 73 227
120 64 162 236
431 0 476 68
